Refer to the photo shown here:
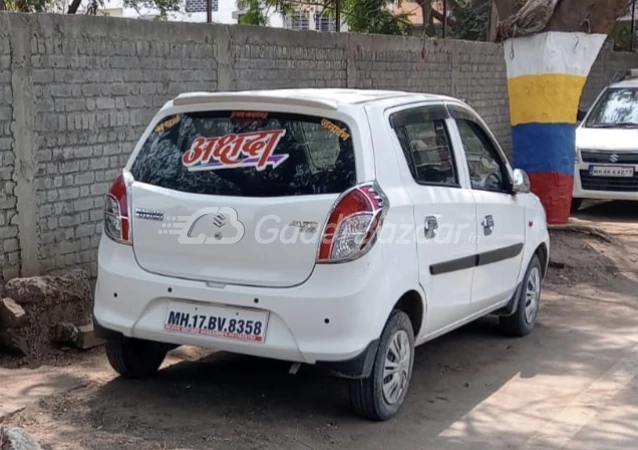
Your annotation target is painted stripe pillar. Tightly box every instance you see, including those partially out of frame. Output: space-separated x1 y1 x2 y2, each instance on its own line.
504 32 606 224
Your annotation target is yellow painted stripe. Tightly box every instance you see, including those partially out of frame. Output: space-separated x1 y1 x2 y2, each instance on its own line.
507 74 586 126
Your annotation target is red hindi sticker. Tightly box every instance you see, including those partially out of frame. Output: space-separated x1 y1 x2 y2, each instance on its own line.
182 129 288 172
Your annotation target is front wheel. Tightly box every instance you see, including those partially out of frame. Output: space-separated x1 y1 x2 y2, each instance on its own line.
570 198 583 213
348 310 415 421
499 255 543 337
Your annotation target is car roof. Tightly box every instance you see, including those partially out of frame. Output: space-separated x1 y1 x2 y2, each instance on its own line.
609 79 638 89
171 88 459 110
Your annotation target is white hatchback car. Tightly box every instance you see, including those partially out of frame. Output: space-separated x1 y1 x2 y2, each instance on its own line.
573 69 638 212
93 89 550 421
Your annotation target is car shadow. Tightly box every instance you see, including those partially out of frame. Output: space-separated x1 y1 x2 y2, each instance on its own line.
574 200 638 224
37 297 638 450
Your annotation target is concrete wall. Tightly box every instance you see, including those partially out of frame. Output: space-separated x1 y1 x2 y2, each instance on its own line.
0 12 636 282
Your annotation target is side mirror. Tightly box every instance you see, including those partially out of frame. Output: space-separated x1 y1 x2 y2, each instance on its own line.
512 168 531 194
577 109 587 121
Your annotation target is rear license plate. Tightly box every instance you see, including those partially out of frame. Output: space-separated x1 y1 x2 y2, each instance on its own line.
589 165 635 177
164 302 269 343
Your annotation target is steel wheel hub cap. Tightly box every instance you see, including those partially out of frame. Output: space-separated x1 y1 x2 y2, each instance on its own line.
524 266 541 324
382 330 411 405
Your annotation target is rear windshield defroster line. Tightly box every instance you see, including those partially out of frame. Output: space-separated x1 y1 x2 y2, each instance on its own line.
130 111 357 198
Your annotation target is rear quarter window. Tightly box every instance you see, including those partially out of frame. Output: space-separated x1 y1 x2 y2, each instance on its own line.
130 111 357 197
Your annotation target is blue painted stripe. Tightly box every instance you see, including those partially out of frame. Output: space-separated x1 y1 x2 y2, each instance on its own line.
512 123 575 176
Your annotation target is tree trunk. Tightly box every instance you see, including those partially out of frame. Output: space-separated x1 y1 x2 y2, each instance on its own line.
546 0 628 34
493 0 628 36
492 0 515 21
492 0 627 224
0 0 5 11
419 0 433 36
486 0 498 41
67 0 83 13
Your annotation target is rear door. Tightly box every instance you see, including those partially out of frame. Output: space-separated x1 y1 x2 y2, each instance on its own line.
447 103 526 312
127 109 359 288
387 103 479 336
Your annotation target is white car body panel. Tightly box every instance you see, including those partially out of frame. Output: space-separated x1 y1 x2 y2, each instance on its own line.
131 183 339 287
94 89 550 368
576 128 638 151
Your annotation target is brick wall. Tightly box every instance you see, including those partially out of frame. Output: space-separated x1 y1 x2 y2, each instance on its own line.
26 16 217 274
1 21 19 282
581 42 638 109
0 12 635 281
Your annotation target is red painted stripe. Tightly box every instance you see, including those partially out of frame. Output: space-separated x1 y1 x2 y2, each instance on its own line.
528 173 574 225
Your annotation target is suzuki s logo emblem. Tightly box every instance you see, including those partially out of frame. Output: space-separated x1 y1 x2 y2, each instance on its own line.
212 213 228 228
158 207 244 245
610 153 619 163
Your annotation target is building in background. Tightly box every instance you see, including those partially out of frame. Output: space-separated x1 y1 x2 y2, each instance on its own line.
92 0 347 31
393 0 451 36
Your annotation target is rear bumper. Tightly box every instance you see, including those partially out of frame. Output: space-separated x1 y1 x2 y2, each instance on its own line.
93 235 390 373
94 318 379 378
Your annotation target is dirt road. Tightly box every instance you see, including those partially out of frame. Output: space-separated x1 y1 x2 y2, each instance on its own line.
2 201 638 450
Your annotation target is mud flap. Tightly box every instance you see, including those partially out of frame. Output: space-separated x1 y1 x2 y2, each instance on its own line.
493 282 523 317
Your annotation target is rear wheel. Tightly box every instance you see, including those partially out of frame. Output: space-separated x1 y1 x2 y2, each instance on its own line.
106 338 168 379
349 310 414 421
499 255 542 337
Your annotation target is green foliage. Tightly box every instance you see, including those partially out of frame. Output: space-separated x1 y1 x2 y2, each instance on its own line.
449 0 489 41
238 0 270 25
608 23 633 51
4 0 50 12
123 0 181 18
239 0 410 35
342 0 410 35
5 0 180 17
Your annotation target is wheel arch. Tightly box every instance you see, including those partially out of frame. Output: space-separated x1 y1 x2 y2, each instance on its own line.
393 290 425 337
535 242 549 279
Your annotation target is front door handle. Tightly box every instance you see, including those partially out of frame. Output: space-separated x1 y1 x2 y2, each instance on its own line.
481 215 495 236
424 216 438 239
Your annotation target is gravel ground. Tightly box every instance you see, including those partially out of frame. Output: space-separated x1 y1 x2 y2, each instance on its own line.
2 200 638 450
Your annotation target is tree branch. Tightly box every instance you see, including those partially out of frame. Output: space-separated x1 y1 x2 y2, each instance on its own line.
67 0 83 13
430 6 457 26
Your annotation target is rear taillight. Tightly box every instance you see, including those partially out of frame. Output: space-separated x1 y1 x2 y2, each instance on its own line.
104 172 132 245
317 181 388 263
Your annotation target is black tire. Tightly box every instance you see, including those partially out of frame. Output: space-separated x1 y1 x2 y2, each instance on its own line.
349 310 415 421
499 255 543 337
105 338 168 379
570 198 583 213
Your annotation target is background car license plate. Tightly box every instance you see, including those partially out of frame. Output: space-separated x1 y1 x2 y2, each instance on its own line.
164 302 269 343
589 165 634 177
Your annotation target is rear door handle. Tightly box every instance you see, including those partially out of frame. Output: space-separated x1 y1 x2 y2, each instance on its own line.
481 215 495 236
424 216 438 239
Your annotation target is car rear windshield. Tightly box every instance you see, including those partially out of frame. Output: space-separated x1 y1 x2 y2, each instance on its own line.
585 88 638 128
130 111 357 197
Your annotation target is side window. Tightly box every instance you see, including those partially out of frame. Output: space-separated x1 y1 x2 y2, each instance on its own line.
391 106 458 187
456 119 509 192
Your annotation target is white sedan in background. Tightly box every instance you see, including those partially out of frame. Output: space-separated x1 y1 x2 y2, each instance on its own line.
573 70 638 212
